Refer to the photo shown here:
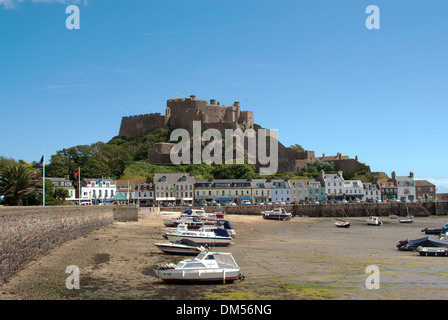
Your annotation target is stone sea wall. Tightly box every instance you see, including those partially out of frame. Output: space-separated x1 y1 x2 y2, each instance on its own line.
0 206 115 284
160 202 448 217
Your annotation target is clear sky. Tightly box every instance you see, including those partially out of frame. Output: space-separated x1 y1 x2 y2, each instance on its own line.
1 0 447 191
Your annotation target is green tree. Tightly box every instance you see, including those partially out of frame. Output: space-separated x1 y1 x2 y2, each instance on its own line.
212 163 255 179
290 144 304 151
54 188 70 202
0 164 41 206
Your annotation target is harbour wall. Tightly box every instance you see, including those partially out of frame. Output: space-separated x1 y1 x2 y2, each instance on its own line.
0 205 137 284
160 202 448 217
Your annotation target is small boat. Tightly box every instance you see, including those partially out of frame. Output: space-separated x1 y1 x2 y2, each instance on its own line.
163 225 233 247
261 208 292 221
397 236 448 251
181 209 224 224
366 216 382 226
422 225 448 235
399 216 414 223
153 239 206 255
417 246 448 257
163 216 204 229
334 219 350 228
154 251 244 284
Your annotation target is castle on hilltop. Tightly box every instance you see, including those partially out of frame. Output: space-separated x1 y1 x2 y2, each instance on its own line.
119 95 254 138
118 95 369 175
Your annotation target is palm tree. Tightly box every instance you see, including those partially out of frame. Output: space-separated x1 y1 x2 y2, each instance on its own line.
0 164 41 206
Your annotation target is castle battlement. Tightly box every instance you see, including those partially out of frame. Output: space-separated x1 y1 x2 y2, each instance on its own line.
119 95 254 138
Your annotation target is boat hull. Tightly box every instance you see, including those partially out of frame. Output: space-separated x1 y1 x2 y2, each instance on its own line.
155 268 241 283
262 214 291 221
335 222 350 228
418 247 448 256
154 243 204 255
164 234 232 247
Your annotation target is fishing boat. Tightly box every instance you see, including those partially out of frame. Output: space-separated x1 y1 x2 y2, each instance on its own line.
153 239 206 255
366 216 382 226
261 208 292 220
417 246 448 256
154 251 244 284
334 219 350 228
163 225 233 247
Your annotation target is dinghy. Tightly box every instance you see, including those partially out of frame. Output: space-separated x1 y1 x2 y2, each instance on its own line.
334 219 350 228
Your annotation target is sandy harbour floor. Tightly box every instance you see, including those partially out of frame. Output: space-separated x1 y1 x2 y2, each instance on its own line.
1 209 448 300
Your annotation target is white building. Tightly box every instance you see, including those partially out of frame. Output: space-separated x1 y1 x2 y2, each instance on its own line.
319 171 345 200
47 176 76 201
343 180 364 201
363 182 381 202
393 171 416 202
81 178 116 204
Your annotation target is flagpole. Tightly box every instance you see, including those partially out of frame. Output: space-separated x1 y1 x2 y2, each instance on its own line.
43 151 45 207
78 167 81 204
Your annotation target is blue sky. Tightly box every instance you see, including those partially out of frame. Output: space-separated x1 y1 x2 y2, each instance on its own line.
0 0 447 191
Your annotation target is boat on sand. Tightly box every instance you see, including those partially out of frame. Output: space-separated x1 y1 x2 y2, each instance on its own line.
154 251 244 284
261 208 292 220
366 216 382 226
153 239 206 255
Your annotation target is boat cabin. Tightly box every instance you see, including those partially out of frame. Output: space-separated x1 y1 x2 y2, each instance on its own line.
175 252 239 270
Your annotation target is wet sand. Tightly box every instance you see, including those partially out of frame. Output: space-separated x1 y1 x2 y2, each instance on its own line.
1 209 448 300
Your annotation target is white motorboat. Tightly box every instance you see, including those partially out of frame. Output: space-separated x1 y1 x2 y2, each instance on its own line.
153 239 206 255
366 216 383 226
417 246 448 257
181 209 224 224
155 251 244 283
162 216 204 229
163 225 233 247
261 208 292 220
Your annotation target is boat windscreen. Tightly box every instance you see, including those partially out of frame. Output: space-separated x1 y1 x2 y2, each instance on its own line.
214 254 238 268
213 228 230 237
177 239 201 247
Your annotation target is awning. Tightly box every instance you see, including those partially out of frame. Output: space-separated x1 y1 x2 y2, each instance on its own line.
112 193 128 201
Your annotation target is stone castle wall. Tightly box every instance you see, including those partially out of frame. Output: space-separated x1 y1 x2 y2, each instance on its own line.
119 95 254 139
119 113 167 139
